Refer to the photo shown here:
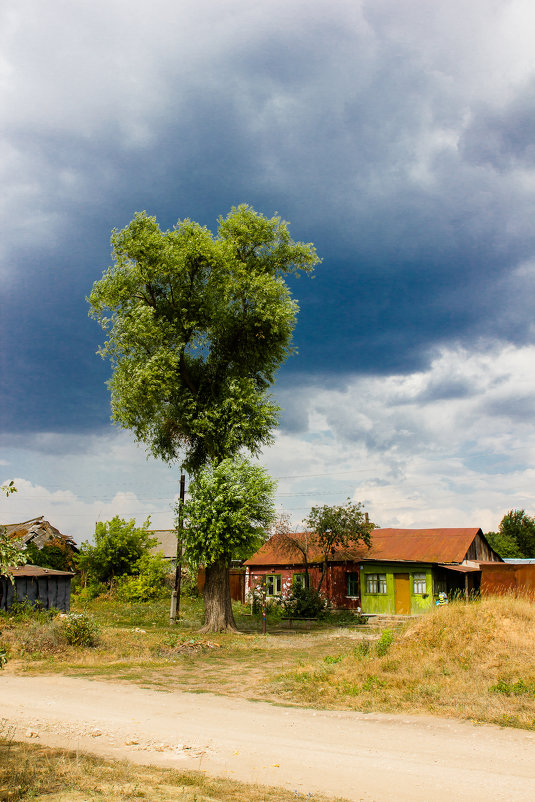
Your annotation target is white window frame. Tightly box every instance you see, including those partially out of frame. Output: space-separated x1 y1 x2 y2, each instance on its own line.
366 573 387 594
413 572 427 595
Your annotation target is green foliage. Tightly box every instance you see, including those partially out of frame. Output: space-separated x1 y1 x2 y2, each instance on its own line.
116 553 170 602
88 205 319 473
24 539 76 572
78 516 155 586
486 509 535 558
0 530 27 580
182 457 276 567
376 629 394 656
282 585 328 619
490 678 535 697
61 613 100 647
0 599 56 622
0 480 26 582
305 499 375 590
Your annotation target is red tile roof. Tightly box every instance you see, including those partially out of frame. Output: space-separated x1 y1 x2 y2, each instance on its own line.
245 528 485 567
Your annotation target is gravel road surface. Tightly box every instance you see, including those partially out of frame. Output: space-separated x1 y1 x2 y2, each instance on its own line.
2 675 535 800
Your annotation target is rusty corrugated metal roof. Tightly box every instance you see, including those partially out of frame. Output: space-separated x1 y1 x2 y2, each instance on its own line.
245 527 484 567
3 516 78 551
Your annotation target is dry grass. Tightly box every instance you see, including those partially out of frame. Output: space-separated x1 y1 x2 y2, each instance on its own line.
0 732 344 801
275 595 535 729
4 595 535 730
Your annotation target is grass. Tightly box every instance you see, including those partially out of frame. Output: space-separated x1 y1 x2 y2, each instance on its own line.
0 726 344 801
0 595 373 701
3 593 535 730
274 595 535 730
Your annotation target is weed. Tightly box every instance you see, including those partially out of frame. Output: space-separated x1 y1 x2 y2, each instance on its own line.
375 628 394 656
353 641 371 658
62 613 100 647
324 655 343 664
362 674 385 691
490 678 535 697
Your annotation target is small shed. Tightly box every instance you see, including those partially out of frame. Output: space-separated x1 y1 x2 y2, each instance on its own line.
0 565 74 612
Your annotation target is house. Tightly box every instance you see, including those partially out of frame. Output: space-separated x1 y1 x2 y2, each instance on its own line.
3 516 78 552
0 564 74 612
244 528 502 615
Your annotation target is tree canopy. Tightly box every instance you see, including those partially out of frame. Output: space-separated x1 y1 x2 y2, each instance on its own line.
182 457 276 631
0 482 26 582
78 516 156 587
88 205 319 473
486 509 535 558
305 500 375 591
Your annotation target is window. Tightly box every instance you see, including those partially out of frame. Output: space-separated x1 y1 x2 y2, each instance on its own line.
413 573 427 594
293 573 309 590
265 574 282 596
365 573 387 594
347 572 359 597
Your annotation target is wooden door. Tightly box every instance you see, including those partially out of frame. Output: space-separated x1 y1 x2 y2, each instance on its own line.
394 573 411 614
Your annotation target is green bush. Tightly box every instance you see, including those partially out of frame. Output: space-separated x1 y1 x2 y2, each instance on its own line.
376 628 394 656
281 586 328 619
116 553 170 602
61 613 100 647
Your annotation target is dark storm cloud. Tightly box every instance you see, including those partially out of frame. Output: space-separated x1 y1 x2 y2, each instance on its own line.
2 0 535 436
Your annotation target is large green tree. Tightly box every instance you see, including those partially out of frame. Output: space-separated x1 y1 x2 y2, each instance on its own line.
0 482 26 582
486 509 535 558
182 457 276 631
89 205 318 472
89 205 318 627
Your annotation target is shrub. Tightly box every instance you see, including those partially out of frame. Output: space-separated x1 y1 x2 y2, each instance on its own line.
116 553 170 602
61 613 100 647
281 586 328 619
376 628 394 656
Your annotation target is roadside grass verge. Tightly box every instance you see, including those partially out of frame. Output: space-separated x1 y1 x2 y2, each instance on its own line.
0 730 344 801
4 593 535 731
274 595 535 730
0 596 369 700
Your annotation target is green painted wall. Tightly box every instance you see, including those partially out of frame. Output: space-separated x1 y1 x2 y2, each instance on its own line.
360 563 435 615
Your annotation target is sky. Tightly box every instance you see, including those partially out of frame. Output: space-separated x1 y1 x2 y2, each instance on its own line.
2 0 535 543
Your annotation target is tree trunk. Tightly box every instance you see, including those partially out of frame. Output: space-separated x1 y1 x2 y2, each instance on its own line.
200 559 238 633
316 559 327 593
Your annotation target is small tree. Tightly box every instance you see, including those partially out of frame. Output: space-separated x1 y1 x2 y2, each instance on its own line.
182 457 276 632
0 482 26 583
305 500 375 592
272 512 314 587
78 516 156 589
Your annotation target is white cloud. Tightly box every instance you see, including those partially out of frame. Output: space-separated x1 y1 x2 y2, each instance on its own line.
2 343 535 540
263 343 535 531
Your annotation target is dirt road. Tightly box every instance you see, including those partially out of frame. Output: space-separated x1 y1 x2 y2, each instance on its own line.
2 674 535 801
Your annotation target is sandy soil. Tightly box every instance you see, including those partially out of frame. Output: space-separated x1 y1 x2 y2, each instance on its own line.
2 674 535 801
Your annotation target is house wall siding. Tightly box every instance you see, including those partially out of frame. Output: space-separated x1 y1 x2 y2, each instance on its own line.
247 564 362 608
360 563 434 615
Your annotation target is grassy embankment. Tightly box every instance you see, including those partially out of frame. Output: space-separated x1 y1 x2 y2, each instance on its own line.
275 594 535 730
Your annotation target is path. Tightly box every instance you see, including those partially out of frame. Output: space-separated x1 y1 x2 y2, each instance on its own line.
2 675 535 800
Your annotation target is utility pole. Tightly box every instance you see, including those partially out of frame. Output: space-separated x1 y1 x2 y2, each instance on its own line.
169 473 186 624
